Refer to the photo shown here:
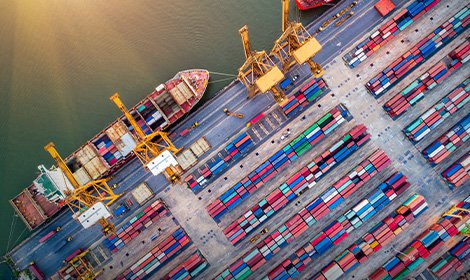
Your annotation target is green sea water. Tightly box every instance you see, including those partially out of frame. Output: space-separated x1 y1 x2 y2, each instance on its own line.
0 0 328 277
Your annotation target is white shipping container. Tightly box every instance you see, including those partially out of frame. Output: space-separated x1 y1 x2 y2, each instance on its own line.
131 183 154 205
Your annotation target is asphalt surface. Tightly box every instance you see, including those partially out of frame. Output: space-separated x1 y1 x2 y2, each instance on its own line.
7 0 412 277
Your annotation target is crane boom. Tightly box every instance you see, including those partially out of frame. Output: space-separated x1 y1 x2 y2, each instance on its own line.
44 142 81 190
110 93 146 140
282 0 289 32
239 25 252 59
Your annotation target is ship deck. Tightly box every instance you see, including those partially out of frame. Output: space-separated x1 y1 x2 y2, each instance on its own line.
7 0 470 279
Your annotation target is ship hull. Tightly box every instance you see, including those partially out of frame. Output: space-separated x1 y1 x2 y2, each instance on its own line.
10 69 210 231
295 0 335 10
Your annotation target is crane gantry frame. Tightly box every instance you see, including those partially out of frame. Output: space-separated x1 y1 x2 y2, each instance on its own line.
237 25 287 104
110 93 182 183
44 142 120 235
271 0 324 77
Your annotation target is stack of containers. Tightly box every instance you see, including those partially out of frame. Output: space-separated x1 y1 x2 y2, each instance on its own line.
311 195 428 280
92 133 124 166
369 196 470 280
214 151 392 280
265 175 412 280
116 228 191 280
103 200 168 253
428 238 469 278
366 6 470 97
403 79 470 142
422 114 469 165
441 152 470 187
184 132 254 192
207 105 350 221
163 250 208 280
383 41 469 118
223 125 371 245
281 78 328 117
343 0 441 68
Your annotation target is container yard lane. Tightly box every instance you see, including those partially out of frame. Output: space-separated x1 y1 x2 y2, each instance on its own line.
8 0 469 279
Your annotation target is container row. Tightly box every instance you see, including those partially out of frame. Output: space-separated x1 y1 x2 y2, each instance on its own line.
383 40 469 118
207 105 350 221
223 125 371 246
369 196 470 280
281 78 328 117
265 172 412 280
103 200 168 254
422 114 469 165
116 228 191 280
214 150 390 280
366 6 469 97
427 238 469 279
403 78 469 142
185 132 254 192
441 152 470 187
163 250 208 280
344 0 440 68
311 194 428 280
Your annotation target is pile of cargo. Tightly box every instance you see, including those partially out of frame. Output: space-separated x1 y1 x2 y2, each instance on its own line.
103 200 168 253
366 7 469 97
311 195 428 280
441 152 470 187
207 105 350 221
116 228 191 280
266 175 412 280
163 250 208 280
403 79 470 142
184 132 254 192
428 238 469 278
217 154 396 279
383 41 469 118
222 125 371 245
214 151 391 280
281 78 328 117
92 133 124 166
369 196 470 280
422 115 469 165
343 0 440 68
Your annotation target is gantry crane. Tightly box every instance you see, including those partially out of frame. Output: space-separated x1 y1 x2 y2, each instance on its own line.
110 93 182 182
237 25 287 104
443 204 470 237
58 250 99 280
271 0 324 77
44 143 120 235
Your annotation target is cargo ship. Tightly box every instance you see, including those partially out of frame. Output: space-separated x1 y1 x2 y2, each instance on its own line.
10 69 210 231
295 0 335 10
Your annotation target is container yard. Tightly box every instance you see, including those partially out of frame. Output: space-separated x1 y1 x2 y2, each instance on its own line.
4 0 470 279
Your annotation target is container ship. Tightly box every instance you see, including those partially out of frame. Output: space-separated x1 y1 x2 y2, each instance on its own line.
295 0 335 10
10 69 209 231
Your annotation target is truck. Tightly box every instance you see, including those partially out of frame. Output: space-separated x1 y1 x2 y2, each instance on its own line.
39 226 61 243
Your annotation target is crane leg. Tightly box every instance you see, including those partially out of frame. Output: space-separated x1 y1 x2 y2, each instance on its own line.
270 87 287 104
307 60 324 78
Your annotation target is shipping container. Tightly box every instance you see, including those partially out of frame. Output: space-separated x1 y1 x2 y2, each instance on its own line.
384 41 469 118
207 105 350 221
163 250 208 280
222 125 371 245
369 195 470 280
441 152 470 187
344 0 442 68
403 79 469 142
366 7 469 96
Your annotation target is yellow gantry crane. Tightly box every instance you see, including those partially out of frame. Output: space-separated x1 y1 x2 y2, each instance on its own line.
271 0 324 77
44 143 120 235
442 204 470 237
237 25 287 104
58 250 99 280
110 93 182 183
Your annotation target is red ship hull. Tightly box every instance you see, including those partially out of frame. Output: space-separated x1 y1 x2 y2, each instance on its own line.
295 0 335 10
